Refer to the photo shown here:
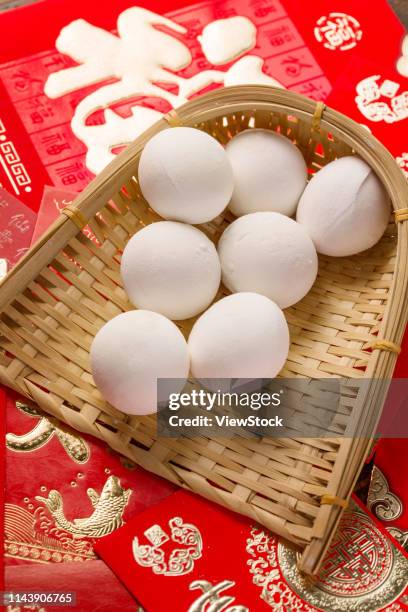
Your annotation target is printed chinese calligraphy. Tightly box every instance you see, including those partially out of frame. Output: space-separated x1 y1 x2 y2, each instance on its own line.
188 580 249 612
0 187 35 268
198 16 256 64
0 0 330 193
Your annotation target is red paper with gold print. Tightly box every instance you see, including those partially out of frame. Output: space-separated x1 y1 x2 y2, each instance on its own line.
0 0 338 210
4 390 175 566
95 490 408 611
5 0 401 213
0 0 404 211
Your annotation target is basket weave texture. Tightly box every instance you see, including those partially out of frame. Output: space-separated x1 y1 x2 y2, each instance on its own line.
1 86 408 574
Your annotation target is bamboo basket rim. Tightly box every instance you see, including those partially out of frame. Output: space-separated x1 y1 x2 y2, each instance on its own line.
1 85 408 576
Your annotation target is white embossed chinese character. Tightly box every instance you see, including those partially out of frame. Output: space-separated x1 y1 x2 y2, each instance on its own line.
396 152 408 178
314 13 362 51
45 9 282 174
188 580 249 612
356 75 408 124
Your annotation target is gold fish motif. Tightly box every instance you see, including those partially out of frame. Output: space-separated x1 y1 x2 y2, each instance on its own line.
35 476 131 539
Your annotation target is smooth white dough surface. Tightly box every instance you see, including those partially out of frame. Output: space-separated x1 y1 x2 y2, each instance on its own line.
296 156 390 257
226 129 308 217
121 221 221 320
188 292 289 381
90 310 189 415
218 212 318 309
138 127 234 224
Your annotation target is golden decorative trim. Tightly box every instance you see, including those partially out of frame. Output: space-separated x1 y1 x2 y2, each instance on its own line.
321 494 348 509
61 205 88 230
164 109 182 127
372 339 401 354
311 102 325 131
368 465 403 521
395 208 408 222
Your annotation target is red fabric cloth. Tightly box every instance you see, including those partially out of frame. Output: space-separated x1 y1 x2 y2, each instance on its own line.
4 559 136 611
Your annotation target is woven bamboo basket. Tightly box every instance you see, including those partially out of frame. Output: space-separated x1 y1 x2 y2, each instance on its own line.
1 86 408 574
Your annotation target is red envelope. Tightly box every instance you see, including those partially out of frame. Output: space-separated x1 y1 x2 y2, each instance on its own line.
31 186 77 245
5 390 176 567
284 0 405 85
0 187 36 269
95 490 408 611
0 0 333 209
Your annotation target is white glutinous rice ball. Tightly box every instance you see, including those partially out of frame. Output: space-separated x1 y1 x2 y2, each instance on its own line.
188 292 289 381
138 127 234 224
225 129 307 216
121 221 221 320
90 311 189 415
218 212 318 309
296 156 390 257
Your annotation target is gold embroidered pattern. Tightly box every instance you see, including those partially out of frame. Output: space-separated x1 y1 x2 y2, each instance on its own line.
4 503 95 563
188 580 249 612
246 501 408 611
133 517 203 576
368 465 403 521
35 475 131 539
7 401 90 464
387 527 408 552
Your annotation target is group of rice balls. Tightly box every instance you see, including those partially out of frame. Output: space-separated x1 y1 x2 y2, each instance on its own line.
90 126 390 416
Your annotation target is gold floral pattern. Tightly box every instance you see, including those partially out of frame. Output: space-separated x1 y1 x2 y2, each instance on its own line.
368 466 403 522
246 501 408 611
133 517 203 576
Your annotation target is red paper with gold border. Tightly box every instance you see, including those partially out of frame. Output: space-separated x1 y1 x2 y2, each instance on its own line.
5 390 175 566
0 0 340 208
0 0 403 210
